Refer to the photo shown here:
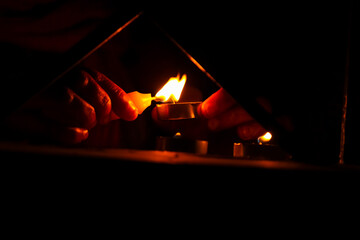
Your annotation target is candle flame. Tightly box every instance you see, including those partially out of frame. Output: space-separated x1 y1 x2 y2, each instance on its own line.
155 74 187 102
257 132 272 145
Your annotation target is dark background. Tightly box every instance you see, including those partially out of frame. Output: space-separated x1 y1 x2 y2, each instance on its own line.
146 1 355 163
1 1 358 164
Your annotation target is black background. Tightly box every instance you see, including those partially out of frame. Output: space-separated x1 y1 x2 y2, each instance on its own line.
146 1 355 163
1 0 358 164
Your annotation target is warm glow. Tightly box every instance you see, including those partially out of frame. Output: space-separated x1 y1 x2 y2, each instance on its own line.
258 132 272 144
155 74 187 102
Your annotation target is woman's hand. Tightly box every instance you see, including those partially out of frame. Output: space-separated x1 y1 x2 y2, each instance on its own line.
152 88 269 141
198 88 269 140
4 69 138 144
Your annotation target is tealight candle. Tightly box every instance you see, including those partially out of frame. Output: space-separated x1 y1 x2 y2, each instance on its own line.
257 132 272 145
127 73 187 115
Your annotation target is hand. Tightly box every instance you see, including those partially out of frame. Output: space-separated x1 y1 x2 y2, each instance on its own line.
4 69 138 144
199 88 269 140
152 88 269 141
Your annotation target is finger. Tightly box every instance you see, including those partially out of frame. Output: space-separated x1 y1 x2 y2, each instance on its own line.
49 127 89 145
41 88 97 129
109 110 120 121
236 121 267 140
71 71 111 125
207 105 255 131
199 88 237 119
90 71 138 121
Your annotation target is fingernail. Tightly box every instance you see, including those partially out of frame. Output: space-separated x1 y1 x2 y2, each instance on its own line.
82 129 89 140
122 94 138 112
74 128 89 141
199 103 209 119
128 99 138 112
68 128 89 144
208 118 219 131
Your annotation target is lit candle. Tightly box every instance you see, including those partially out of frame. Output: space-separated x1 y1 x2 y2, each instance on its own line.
257 132 272 145
155 74 186 103
127 74 187 115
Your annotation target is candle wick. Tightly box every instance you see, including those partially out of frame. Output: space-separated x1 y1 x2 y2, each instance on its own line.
169 95 176 103
152 96 166 102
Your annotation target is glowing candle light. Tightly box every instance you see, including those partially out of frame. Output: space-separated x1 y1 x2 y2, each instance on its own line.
257 132 272 145
127 74 187 114
155 74 186 103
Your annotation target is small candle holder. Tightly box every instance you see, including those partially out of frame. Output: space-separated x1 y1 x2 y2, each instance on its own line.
156 133 208 155
154 102 206 154
155 101 202 120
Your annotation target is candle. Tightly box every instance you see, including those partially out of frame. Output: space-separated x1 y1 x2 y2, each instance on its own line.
257 132 272 145
155 74 186 103
156 102 202 120
127 73 187 115
127 91 163 114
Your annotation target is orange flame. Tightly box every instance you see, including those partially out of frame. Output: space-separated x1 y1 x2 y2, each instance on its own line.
258 132 272 145
155 74 187 102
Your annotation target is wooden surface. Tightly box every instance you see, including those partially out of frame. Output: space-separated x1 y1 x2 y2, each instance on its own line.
1 141 359 172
